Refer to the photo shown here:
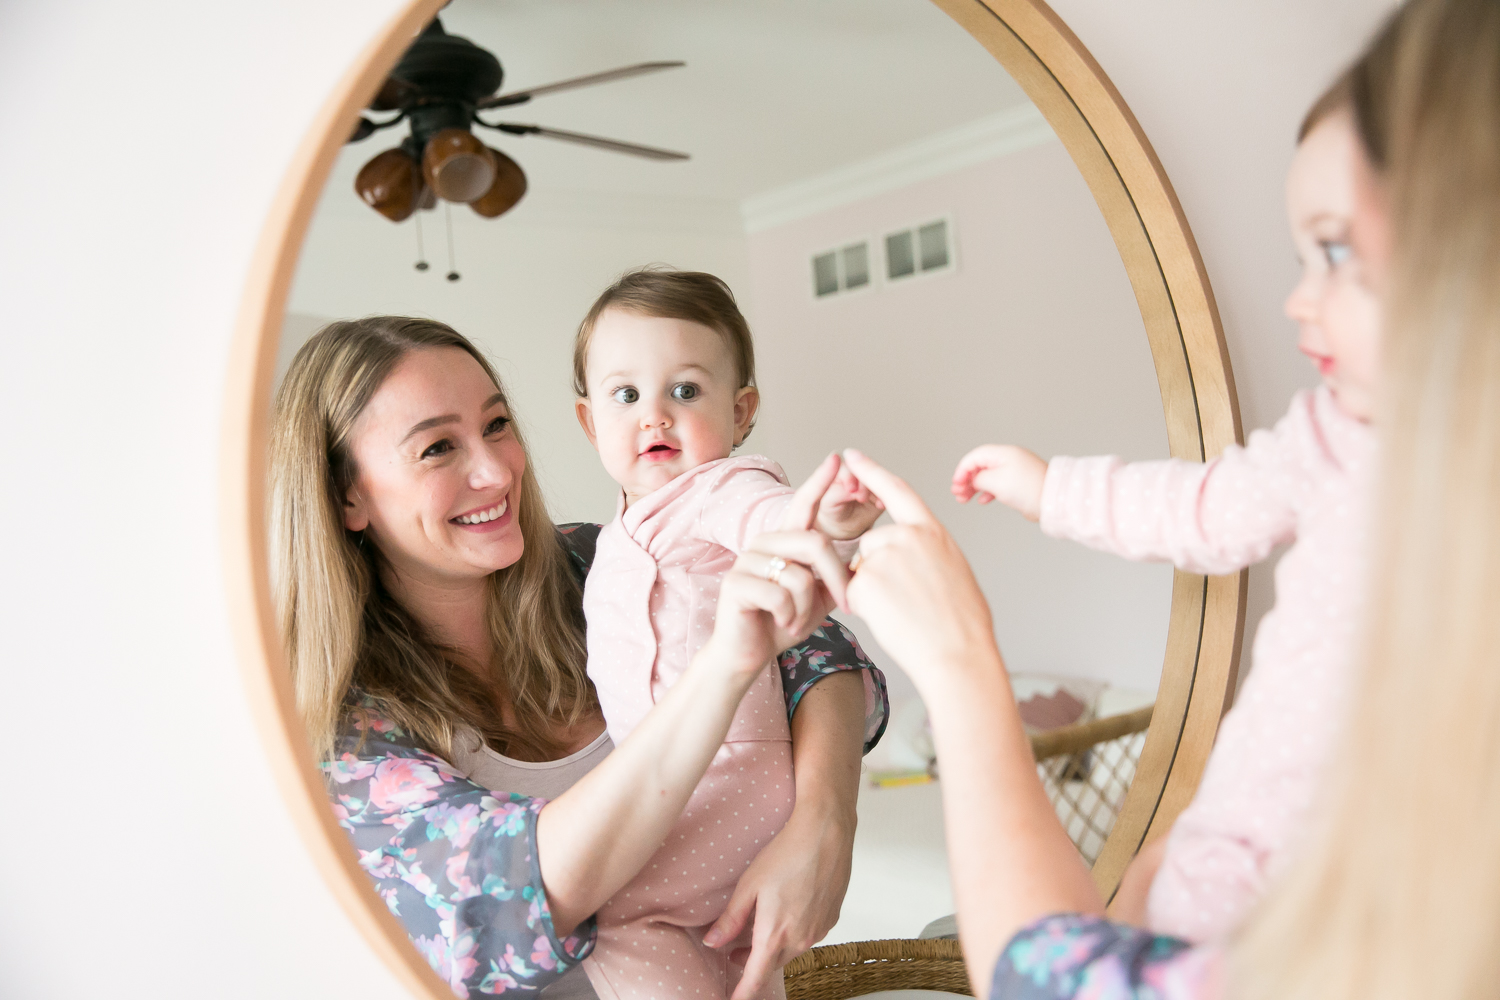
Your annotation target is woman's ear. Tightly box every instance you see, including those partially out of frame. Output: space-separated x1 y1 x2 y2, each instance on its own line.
343 486 370 532
732 386 760 447
575 397 600 449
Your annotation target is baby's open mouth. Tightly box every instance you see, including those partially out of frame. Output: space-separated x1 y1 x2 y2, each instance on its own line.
642 443 680 457
452 497 508 524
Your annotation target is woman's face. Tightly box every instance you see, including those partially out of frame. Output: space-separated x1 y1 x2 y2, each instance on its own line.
342 346 527 590
1284 109 1384 423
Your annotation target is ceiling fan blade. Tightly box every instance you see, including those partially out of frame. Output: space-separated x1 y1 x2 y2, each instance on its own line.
476 61 685 109
497 124 689 161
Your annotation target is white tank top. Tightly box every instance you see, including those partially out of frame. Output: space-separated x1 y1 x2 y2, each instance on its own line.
450 727 613 1000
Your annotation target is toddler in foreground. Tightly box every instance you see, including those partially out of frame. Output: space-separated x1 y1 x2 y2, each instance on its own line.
952 94 1381 943
572 268 881 999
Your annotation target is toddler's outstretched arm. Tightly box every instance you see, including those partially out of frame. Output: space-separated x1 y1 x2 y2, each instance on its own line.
951 444 1048 521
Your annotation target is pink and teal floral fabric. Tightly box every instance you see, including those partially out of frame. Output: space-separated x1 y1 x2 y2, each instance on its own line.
993 914 1217 1000
322 524 889 996
326 708 591 996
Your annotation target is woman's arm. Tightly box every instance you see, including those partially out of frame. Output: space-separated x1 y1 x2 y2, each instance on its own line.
836 450 1215 999
839 450 1105 997
701 669 866 995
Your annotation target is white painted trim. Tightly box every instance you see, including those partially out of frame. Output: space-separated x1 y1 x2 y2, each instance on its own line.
740 103 1054 234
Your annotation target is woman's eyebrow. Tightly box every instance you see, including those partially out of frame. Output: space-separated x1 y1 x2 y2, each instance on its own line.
401 414 458 443
400 395 505 443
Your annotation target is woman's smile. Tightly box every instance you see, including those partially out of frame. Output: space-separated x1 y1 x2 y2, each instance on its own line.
451 495 512 530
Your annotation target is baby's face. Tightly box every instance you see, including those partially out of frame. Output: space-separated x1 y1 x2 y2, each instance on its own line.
576 308 757 505
1284 109 1383 423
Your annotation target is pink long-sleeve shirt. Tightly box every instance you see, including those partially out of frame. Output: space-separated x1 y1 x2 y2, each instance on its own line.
1039 386 1377 943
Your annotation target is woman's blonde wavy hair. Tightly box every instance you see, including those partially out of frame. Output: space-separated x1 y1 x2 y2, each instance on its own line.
270 316 592 766
1234 1 1500 997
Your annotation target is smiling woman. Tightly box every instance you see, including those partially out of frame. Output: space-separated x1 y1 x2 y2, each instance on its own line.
268 312 889 997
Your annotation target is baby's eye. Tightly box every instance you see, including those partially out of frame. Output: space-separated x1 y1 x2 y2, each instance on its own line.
671 383 700 402
484 415 511 436
421 438 454 459
1320 240 1353 267
611 386 639 405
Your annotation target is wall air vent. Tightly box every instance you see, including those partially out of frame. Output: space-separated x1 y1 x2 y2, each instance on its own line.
811 240 872 298
885 218 953 282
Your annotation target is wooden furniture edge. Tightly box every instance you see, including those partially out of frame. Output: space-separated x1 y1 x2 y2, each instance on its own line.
218 2 451 998
1029 704 1154 761
217 0 1246 986
928 0 1246 898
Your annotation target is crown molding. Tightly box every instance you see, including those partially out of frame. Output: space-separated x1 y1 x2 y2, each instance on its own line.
740 103 1055 234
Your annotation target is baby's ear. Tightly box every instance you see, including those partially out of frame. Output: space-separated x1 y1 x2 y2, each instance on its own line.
732 386 760 448
575 397 600 449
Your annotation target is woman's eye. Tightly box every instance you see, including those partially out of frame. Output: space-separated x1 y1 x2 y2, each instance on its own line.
671 383 700 401
1321 240 1353 267
484 415 510 435
421 439 454 459
611 386 639 404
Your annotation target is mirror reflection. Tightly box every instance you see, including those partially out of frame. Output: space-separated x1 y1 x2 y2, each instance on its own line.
274 0 1172 990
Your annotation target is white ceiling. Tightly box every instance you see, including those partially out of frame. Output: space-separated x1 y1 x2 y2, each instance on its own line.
327 0 1033 206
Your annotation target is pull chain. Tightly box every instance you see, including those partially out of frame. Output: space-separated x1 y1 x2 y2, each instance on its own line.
445 202 461 282
413 209 429 272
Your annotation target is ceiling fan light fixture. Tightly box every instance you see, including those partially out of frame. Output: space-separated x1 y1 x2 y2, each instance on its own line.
354 147 421 221
422 128 497 204
469 147 528 218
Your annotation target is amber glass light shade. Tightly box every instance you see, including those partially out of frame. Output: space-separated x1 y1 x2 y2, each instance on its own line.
469 147 528 217
421 128 496 203
354 147 421 221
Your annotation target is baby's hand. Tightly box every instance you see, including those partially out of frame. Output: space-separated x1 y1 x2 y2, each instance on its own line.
814 458 884 540
951 444 1047 522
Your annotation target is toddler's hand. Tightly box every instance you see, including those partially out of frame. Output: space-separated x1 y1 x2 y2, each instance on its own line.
814 457 884 540
951 444 1047 522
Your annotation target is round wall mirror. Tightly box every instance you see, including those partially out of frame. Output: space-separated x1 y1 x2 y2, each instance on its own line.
222 0 1245 994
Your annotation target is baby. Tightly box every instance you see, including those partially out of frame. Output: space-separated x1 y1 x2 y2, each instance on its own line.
571 268 881 999
951 94 1381 943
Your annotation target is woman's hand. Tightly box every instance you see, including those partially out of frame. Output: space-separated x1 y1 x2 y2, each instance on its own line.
843 449 1002 693
840 449 1102 995
951 444 1047 521
706 797 856 999
702 670 865 999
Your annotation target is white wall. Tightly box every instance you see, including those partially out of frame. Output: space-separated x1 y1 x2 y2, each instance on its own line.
0 2 1394 996
747 139 1174 700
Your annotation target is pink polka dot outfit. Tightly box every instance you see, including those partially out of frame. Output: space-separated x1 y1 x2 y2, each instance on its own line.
1039 386 1377 943
582 456 805 1000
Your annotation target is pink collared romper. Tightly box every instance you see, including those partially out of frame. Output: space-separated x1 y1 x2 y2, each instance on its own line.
582 455 800 1000
1039 386 1377 943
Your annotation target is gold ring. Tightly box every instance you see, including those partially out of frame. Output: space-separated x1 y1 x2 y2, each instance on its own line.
764 555 787 584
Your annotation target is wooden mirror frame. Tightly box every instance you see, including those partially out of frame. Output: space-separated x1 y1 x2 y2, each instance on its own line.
220 0 1245 993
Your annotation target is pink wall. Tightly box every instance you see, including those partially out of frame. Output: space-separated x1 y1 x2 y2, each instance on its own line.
745 140 1175 701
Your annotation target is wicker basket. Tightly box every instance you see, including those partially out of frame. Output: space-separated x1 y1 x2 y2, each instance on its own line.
783 938 973 999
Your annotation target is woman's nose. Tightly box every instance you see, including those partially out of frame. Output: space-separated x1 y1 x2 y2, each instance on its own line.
468 445 514 490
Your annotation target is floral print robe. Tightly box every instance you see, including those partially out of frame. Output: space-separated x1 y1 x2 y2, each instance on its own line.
993 914 1217 999
322 524 889 996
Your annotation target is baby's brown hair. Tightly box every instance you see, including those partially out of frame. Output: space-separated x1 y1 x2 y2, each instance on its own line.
572 266 757 397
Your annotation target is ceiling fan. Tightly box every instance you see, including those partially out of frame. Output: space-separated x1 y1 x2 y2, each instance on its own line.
349 18 689 223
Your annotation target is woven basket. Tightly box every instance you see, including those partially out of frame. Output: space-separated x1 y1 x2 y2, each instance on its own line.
783 938 973 999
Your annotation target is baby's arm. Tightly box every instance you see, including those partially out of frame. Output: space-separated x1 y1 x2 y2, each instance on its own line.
952 444 1048 519
955 422 1302 576
701 455 880 554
